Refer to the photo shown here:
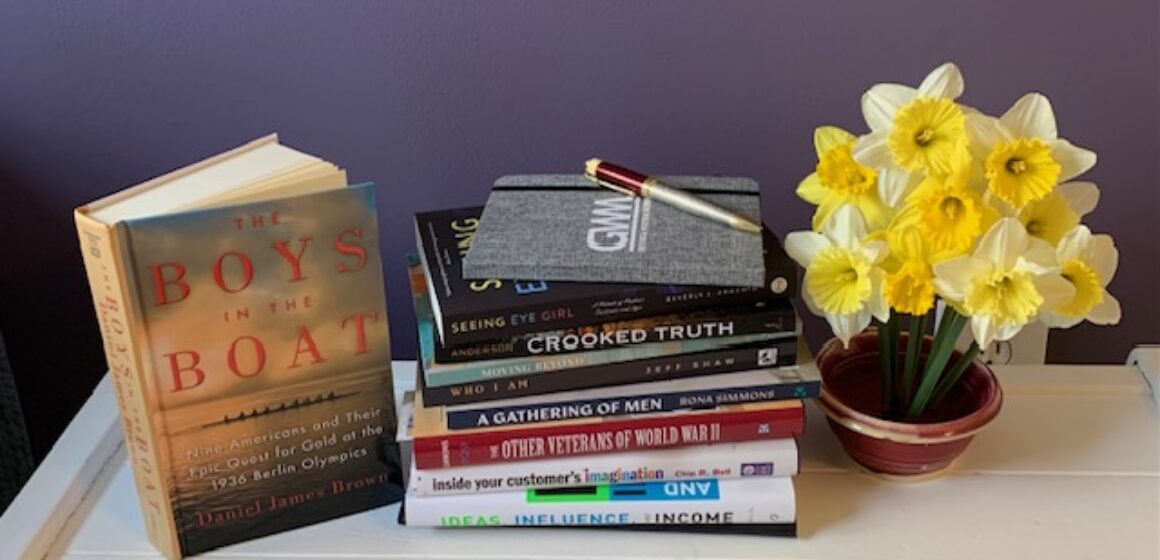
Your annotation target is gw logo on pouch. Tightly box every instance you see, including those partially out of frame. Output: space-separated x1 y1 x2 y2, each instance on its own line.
586 196 650 252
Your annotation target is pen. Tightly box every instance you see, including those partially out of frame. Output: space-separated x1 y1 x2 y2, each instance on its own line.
584 159 761 234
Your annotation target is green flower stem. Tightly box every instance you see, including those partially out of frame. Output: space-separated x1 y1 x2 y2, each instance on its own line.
907 309 967 417
901 313 925 407
878 314 898 412
929 341 981 409
888 314 900 408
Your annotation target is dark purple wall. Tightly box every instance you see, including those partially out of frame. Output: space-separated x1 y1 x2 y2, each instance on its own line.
1 1 1157 457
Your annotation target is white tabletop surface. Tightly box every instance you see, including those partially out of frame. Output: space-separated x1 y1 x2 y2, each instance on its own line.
4 359 1159 560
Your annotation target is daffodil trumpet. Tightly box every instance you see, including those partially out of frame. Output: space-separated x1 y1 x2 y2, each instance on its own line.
791 62 1119 419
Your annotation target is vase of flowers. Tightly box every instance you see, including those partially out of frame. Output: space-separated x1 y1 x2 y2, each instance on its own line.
789 62 1121 476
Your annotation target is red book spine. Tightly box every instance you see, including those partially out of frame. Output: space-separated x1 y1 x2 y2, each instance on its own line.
412 405 804 469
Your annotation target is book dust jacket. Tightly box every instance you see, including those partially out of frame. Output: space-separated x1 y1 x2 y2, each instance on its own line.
111 185 401 555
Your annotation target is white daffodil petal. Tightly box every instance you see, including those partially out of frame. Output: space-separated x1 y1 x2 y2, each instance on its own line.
823 204 868 251
977 218 1029 271
983 191 1020 217
994 321 1025 342
877 166 920 208
1034 273 1077 309
1000 93 1058 139
1051 139 1097 182
828 311 872 349
1083 234 1119 285
1039 310 1083 329
853 130 894 168
862 84 917 132
965 113 1011 158
971 314 999 348
1056 225 1091 263
867 269 889 322
1020 238 1060 275
1087 292 1122 325
812 197 845 232
933 256 989 301
785 231 831 267
1056 182 1100 217
917 62 964 100
861 240 889 265
814 126 856 159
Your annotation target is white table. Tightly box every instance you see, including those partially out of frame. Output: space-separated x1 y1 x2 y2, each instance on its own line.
3 355 1159 560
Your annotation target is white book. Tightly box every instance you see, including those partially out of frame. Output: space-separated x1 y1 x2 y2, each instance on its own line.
404 466 796 527
410 438 799 496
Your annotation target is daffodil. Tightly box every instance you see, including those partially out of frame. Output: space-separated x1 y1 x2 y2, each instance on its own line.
967 93 1097 208
1017 181 1099 245
1038 226 1121 328
854 63 968 176
890 145 999 257
933 218 1074 347
883 228 937 315
786 205 889 347
797 126 890 231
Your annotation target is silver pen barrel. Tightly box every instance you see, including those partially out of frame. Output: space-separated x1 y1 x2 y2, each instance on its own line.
643 179 761 233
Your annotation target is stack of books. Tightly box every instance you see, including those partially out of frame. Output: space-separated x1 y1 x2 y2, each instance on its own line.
400 204 817 535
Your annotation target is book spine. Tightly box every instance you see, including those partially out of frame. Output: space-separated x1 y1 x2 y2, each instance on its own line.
74 214 181 558
445 378 818 430
403 477 797 527
421 339 798 406
412 405 803 469
425 331 788 388
433 305 795 363
443 284 776 346
410 439 799 496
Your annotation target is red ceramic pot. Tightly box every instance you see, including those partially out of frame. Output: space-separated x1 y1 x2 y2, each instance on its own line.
815 330 1003 477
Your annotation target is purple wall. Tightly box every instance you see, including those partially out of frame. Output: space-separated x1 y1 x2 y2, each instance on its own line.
1 1 1157 457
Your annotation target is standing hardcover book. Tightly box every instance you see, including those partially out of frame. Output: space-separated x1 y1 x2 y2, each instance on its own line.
415 207 797 346
461 174 765 287
74 136 403 558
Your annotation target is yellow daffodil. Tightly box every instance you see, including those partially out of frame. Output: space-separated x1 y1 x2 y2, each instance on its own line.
883 228 937 315
966 93 1097 208
785 205 889 347
1039 226 1121 328
876 165 923 210
890 145 999 258
1017 181 1099 245
797 126 890 230
933 219 1074 347
854 63 967 176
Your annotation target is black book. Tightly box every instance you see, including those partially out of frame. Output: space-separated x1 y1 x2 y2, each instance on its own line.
420 338 800 406
408 253 796 363
431 302 796 363
414 207 798 347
